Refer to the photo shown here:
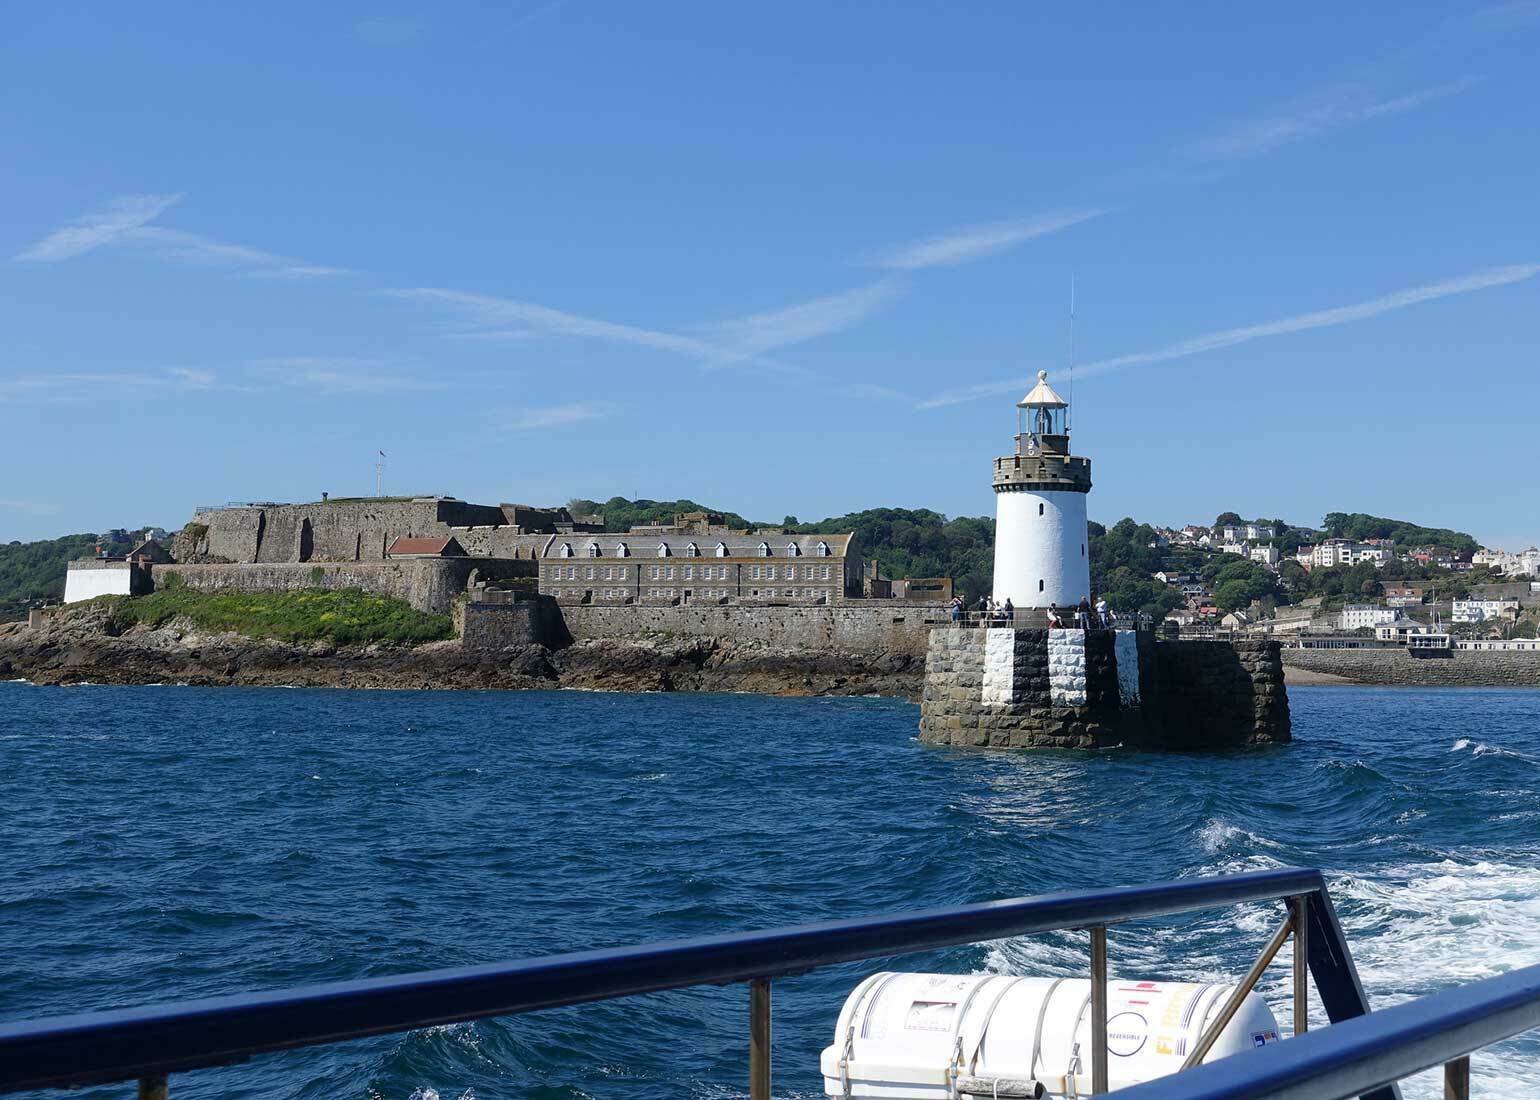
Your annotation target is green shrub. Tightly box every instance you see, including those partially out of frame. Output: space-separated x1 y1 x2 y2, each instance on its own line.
106 587 453 646
309 566 325 584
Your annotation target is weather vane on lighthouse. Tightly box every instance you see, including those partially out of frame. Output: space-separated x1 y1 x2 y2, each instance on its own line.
990 370 1093 617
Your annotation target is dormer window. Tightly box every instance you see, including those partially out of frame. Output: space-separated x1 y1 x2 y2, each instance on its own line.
786 542 800 557
816 541 830 557
657 543 670 557
559 543 573 558
586 542 601 558
686 542 699 557
758 542 771 557
715 542 728 557
614 542 629 557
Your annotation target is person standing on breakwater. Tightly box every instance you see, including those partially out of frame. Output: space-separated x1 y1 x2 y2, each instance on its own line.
977 595 990 624
1077 597 1092 630
1003 597 1014 624
1095 596 1109 628
949 596 963 622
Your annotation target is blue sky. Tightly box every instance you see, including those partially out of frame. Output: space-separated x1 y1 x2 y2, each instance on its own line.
4 2 1538 548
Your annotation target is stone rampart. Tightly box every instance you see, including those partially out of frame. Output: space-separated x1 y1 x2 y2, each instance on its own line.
920 628 1287 750
160 559 534 614
177 499 512 564
1283 648 1540 688
456 598 565 651
558 604 949 657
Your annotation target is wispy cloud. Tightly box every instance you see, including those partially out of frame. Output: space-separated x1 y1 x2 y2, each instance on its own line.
875 210 1107 271
391 280 900 368
505 402 609 431
15 194 347 277
1190 77 1481 161
125 226 351 278
16 194 182 261
0 499 61 515
0 369 213 401
917 264 1540 408
707 280 901 364
246 357 440 393
389 288 722 358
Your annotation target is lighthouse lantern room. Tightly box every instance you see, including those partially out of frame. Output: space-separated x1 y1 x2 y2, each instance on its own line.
991 370 1093 613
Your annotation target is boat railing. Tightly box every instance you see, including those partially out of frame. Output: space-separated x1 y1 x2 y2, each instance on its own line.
1114 961 1540 1100
0 866 1391 1099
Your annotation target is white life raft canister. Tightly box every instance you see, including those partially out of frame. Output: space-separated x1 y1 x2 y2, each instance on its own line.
819 972 1281 1098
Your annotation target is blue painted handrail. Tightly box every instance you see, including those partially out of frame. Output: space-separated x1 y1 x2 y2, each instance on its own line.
0 866 1375 1094
1111 961 1540 1100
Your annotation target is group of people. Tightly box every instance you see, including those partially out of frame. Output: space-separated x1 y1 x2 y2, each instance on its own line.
946 593 1118 629
1047 596 1117 630
949 595 1015 624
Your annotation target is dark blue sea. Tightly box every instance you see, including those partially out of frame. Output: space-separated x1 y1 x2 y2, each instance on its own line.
3 683 1539 1099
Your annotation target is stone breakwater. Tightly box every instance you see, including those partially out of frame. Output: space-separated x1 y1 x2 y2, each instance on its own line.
1282 647 1540 688
920 627 1289 750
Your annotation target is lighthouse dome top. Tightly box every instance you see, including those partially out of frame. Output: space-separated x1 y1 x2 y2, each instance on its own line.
1017 370 1068 409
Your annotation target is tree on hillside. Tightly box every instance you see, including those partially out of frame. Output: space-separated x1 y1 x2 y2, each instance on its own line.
1214 511 1243 528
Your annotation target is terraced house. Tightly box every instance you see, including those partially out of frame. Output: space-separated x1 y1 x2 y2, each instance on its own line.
538 513 862 605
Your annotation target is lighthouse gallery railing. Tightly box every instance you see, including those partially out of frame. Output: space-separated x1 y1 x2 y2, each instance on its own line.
0 866 1451 1100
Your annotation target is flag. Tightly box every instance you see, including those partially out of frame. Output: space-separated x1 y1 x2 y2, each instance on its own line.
378 450 386 457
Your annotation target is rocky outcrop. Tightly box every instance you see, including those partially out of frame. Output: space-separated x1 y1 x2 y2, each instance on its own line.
0 610 923 698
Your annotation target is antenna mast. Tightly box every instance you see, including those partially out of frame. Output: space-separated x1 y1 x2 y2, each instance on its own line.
374 450 386 497
1067 275 1076 434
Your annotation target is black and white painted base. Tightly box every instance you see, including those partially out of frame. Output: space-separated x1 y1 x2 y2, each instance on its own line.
920 627 1289 750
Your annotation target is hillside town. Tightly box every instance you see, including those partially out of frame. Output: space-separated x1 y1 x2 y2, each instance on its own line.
1146 518 1540 650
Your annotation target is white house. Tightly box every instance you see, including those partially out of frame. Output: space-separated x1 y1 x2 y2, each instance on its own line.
1340 604 1401 630
1221 540 1251 557
1377 620 1432 643
1245 524 1276 540
1452 598 1521 623
1250 545 1281 566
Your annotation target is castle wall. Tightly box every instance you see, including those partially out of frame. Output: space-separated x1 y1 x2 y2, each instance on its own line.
160 559 534 614
557 603 948 657
920 628 1288 750
176 500 517 565
456 598 564 651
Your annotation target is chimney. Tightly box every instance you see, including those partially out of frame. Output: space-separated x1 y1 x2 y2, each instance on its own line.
322 491 329 502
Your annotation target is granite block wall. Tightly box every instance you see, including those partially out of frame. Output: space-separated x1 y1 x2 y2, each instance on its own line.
920 628 1288 750
159 559 535 614
558 604 948 657
1283 648 1540 687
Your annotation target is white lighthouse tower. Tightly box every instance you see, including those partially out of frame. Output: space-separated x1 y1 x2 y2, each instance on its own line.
991 370 1092 612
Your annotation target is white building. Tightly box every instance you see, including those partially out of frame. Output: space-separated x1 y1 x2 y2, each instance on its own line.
1246 524 1276 541
1340 604 1401 630
1377 620 1432 642
1250 545 1281 566
63 560 139 603
1221 540 1251 556
991 370 1091 610
1452 598 1521 623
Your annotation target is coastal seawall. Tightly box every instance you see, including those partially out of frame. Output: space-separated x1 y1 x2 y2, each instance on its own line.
1283 648 1540 688
557 604 946 658
920 628 1288 749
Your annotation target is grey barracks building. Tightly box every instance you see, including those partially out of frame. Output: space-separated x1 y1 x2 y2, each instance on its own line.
538 512 862 605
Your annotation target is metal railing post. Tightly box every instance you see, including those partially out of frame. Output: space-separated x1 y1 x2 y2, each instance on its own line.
1444 1055 1470 1100
749 978 771 1100
1090 925 1108 1094
138 1076 167 1100
1182 912 1296 1070
1290 895 1309 1035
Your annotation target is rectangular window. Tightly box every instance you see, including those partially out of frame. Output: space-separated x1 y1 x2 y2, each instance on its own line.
821 565 830 580
585 566 595 580
752 566 761 579
651 566 660 579
566 566 576 580
603 566 613 580
666 566 676 580
684 565 694 580
768 566 777 580
619 566 627 579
